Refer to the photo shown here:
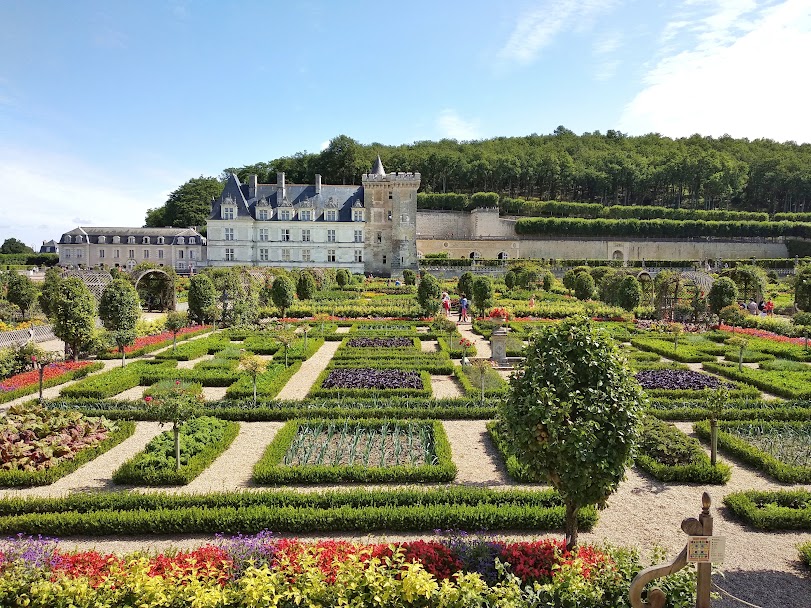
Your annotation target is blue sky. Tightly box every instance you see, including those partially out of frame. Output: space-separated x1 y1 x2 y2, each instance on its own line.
2 0 810 249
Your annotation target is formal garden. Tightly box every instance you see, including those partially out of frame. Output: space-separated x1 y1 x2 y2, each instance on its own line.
0 261 810 606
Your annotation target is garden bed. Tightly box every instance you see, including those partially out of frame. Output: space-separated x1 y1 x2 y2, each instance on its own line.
0 361 103 404
253 418 455 483
724 490 811 530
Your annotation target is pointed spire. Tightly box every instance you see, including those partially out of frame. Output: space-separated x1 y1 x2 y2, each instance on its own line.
371 155 386 177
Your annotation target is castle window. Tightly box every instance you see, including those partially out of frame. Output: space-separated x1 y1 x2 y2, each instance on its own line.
281 248 291 262
98 236 106 244
326 210 337 221
114 249 120 258
281 229 290 242
497 251 509 260
188 237 195 245
354 230 363 243
158 249 164 259
327 249 336 262
62 235 71 244
176 237 185 245
99 249 105 259
143 250 149 259
327 229 336 243
178 250 184 259
259 228 269 241
112 236 121 244
128 249 135 259
258 209 268 221
280 209 290 221
354 249 363 263
377 232 382 243
388 190 393 200
127 236 135 244
383 255 387 265
225 248 235 261
64 249 72 259
259 248 268 261
302 229 311 242
223 207 234 220
302 249 311 262
189 250 194 260
388 211 392 221
176 261 186 270
353 209 364 222
74 235 83 243
142 236 150 244
300 210 311 221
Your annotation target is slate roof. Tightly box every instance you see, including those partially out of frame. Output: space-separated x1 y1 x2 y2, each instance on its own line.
60 226 205 245
210 173 364 222
370 155 386 176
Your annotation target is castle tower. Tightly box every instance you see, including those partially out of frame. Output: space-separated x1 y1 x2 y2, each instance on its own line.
362 156 420 277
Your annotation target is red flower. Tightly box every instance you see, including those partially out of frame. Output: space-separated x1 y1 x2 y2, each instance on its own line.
0 361 93 393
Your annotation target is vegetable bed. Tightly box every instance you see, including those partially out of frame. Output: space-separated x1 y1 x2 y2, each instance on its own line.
724 489 811 530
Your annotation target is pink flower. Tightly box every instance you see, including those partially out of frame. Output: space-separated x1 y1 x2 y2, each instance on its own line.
144 396 153 403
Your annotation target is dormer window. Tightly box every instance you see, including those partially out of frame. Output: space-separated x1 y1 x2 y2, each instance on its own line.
157 236 164 245
280 209 290 221
142 236 150 245
188 237 195 245
176 237 185 245
127 236 136 244
300 210 311 221
74 235 83 243
325 209 337 222
353 209 364 222
222 207 235 220
112 236 121 244
62 235 71 243
98 236 106 244
258 209 269 221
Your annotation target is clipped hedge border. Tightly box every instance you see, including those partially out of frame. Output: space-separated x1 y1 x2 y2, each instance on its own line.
646 398 811 422
635 418 730 484
97 326 212 359
454 365 509 397
703 361 811 400
800 541 811 568
0 486 597 535
694 420 811 483
630 338 716 363
112 418 239 486
486 420 543 483
59 363 162 399
253 418 456 484
0 361 103 404
153 335 221 361
141 366 241 387
224 361 302 400
724 490 811 530
0 420 135 487
437 335 478 359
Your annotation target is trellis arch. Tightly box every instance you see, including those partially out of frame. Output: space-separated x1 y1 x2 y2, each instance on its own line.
655 271 715 321
61 270 112 301
132 268 176 311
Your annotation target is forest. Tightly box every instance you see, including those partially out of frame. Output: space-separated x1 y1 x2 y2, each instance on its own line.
146 130 811 230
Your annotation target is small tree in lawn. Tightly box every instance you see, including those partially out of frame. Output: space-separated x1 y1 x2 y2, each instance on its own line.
336 269 350 289
471 276 494 319
146 380 202 471
98 278 140 367
666 322 683 351
431 316 457 353
240 353 267 406
498 317 644 549
471 358 490 405
6 273 37 320
53 277 96 361
39 266 63 319
275 324 296 367
726 336 748 371
417 273 442 317
271 276 295 319
164 311 188 352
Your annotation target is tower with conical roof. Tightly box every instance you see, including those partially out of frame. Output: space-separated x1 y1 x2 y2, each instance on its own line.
361 156 420 276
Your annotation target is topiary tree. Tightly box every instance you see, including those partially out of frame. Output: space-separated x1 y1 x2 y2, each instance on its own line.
271 276 295 319
5 273 37 320
431 316 457 352
38 267 63 319
98 278 141 367
164 311 188 352
573 272 595 301
707 276 738 316
457 272 474 301
402 269 416 286
146 381 202 471
617 275 642 311
498 317 644 549
795 265 811 312
53 278 97 361
503 270 516 291
188 274 217 324
335 269 350 289
239 353 267 406
542 271 553 292
471 276 494 319
296 271 317 301
416 273 442 317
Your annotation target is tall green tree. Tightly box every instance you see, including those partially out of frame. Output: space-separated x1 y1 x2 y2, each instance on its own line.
144 176 223 228
296 271 317 301
416 273 442 317
53 278 96 361
99 278 141 367
39 267 63 319
187 274 217 324
795 265 811 312
471 276 494 318
0 238 34 254
498 318 644 549
6 274 37 319
271 276 295 318
574 272 596 301
708 276 739 316
457 272 475 300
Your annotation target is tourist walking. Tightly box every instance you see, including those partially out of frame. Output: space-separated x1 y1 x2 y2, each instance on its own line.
458 295 468 323
441 292 451 317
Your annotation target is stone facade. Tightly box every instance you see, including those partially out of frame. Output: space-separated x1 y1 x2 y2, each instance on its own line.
57 227 206 272
206 158 420 276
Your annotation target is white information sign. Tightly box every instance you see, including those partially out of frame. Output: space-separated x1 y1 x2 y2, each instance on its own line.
687 536 726 564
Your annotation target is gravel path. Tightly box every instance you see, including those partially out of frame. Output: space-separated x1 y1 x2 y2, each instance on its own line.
420 340 439 352
430 375 464 399
275 341 341 400
457 324 491 358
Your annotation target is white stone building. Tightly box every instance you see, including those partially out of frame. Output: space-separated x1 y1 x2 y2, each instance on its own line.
206 157 420 276
57 227 206 272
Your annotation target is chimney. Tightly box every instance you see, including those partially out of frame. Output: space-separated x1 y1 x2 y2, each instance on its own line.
277 172 286 200
248 174 258 198
315 174 321 194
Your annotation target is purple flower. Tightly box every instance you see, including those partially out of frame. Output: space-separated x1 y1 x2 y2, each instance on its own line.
215 530 276 577
0 533 59 570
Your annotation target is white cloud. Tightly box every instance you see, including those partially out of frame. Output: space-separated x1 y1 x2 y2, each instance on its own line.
320 140 330 151
498 0 621 65
620 0 811 143
0 149 178 249
436 109 480 141
592 32 622 80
